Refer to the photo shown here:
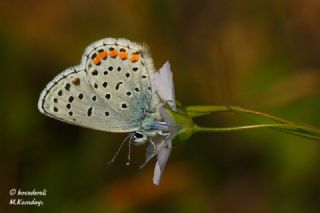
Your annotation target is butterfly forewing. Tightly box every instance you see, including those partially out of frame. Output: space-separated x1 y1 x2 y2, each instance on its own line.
38 66 139 132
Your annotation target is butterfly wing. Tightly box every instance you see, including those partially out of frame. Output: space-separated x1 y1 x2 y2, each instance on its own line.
38 38 161 132
83 38 160 127
154 61 176 110
38 65 139 132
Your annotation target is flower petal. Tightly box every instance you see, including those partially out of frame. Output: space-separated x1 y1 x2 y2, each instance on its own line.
140 134 170 169
154 61 176 110
153 143 172 185
142 61 177 185
140 143 158 169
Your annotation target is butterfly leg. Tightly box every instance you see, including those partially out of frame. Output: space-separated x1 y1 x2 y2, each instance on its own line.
155 130 170 137
149 138 157 153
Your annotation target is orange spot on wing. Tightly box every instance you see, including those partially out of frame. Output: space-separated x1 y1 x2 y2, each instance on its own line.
99 51 108 59
109 50 118 58
119 52 128 60
93 57 101 65
71 78 80 86
131 54 140 62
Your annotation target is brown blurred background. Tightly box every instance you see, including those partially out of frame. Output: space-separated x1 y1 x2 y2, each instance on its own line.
1 0 320 212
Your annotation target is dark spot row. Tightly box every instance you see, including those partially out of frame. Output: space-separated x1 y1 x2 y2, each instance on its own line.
103 87 139 101
91 67 138 76
53 106 72 116
55 86 144 106
53 106 110 118
92 80 128 91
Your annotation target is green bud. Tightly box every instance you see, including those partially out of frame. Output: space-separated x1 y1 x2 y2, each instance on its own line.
165 108 195 146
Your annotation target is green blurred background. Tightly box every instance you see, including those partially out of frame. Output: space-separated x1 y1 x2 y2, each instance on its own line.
1 0 320 212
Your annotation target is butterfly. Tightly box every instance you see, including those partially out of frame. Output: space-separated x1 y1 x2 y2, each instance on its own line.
38 38 176 185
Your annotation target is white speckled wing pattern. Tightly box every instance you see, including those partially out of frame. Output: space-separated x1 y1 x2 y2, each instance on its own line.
38 38 160 132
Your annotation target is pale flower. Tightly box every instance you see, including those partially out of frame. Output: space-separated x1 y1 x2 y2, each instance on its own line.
141 61 178 185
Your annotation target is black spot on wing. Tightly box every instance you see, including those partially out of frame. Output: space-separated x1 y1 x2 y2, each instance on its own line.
115 82 123 90
40 68 77 114
87 107 93 116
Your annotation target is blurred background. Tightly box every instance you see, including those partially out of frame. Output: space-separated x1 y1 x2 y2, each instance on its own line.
1 0 320 212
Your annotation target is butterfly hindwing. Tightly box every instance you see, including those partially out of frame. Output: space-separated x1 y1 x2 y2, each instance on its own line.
83 38 159 125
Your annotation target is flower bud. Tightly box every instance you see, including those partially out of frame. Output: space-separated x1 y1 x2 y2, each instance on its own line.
164 108 194 146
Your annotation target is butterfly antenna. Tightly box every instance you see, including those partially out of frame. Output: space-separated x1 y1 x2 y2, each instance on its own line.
108 134 131 165
126 140 132 166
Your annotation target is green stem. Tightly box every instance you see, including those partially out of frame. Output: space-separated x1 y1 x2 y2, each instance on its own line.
187 105 320 132
185 105 291 124
168 104 320 143
193 124 281 132
194 123 295 132
193 121 320 141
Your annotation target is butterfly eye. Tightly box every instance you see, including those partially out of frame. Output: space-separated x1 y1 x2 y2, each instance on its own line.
134 132 144 139
132 131 147 145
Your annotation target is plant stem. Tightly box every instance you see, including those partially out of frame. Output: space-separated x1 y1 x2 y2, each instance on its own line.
185 105 291 124
193 123 320 141
194 123 291 132
183 105 320 141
